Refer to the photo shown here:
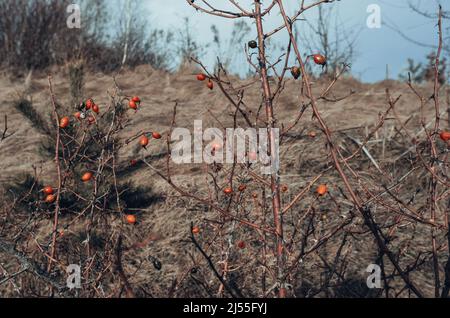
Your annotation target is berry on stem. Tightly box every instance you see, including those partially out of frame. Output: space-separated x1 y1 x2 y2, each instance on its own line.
237 241 246 249
126 214 137 224
317 184 328 196
81 172 93 182
223 187 233 195
59 117 70 128
45 194 56 203
313 54 327 66
248 40 257 49
152 132 162 139
439 131 450 142
197 73 207 81
86 99 94 110
43 186 54 195
129 100 138 110
140 135 149 147
291 66 301 79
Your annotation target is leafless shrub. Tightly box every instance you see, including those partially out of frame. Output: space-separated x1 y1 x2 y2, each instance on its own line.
0 0 449 299
0 0 174 73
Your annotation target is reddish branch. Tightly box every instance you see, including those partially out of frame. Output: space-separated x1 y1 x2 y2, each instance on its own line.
275 0 424 297
190 224 244 298
254 0 286 298
47 76 63 274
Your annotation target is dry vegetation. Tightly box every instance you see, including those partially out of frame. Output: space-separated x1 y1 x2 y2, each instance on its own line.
0 0 449 298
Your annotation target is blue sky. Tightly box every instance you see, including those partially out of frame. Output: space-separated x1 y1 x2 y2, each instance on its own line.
142 0 447 82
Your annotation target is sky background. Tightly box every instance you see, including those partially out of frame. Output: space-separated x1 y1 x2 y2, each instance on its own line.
140 0 448 83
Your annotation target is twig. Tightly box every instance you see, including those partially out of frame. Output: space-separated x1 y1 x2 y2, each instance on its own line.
115 235 136 298
47 76 63 274
189 224 244 298
346 135 383 174
0 239 66 292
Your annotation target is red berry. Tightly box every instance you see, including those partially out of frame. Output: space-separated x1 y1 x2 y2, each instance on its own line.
140 135 149 147
440 131 450 142
126 214 137 224
313 54 327 66
81 172 93 182
197 73 207 81
237 241 246 249
43 186 54 195
45 194 56 203
129 100 138 110
86 99 94 110
59 117 70 128
152 132 162 139
317 184 328 196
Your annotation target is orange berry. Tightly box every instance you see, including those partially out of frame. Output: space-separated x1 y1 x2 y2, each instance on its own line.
81 172 93 182
129 100 138 110
192 226 200 234
207 80 214 90
313 54 327 66
237 241 246 249
223 187 233 195
125 214 137 224
439 131 450 142
152 132 162 139
316 184 328 196
281 185 288 193
132 96 141 103
43 186 54 195
197 73 207 81
45 194 56 203
140 135 149 147
238 184 247 192
59 117 70 128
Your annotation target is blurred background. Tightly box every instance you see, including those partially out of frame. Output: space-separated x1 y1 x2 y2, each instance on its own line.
0 0 448 83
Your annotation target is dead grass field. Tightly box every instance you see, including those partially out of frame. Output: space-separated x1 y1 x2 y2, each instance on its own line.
0 65 448 298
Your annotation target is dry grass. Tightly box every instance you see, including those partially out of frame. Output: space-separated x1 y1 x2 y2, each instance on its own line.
0 65 448 298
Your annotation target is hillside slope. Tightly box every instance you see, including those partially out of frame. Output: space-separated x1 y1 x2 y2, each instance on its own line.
0 65 447 297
